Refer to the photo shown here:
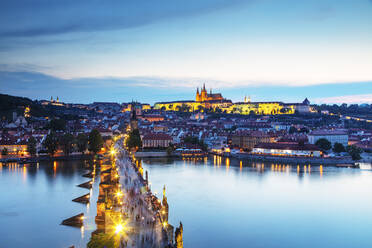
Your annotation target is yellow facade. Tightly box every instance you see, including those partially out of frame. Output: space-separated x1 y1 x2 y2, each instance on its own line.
122 103 151 112
230 102 295 115
154 101 295 115
154 102 203 112
154 86 297 115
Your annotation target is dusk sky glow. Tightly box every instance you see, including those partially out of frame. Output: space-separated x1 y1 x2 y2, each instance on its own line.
1 0 371 104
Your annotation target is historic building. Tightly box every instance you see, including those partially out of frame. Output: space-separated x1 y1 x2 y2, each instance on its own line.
40 96 65 106
154 85 311 115
252 143 322 157
231 131 273 150
308 129 349 147
196 84 224 102
142 133 173 148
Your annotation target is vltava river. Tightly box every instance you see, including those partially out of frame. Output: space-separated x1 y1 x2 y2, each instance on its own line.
141 156 372 248
0 161 99 248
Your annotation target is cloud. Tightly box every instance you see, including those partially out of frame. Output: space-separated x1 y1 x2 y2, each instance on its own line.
314 94 372 104
1 70 371 105
0 63 53 72
0 0 252 38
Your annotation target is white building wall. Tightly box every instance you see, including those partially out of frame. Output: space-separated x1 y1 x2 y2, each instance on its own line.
308 134 348 147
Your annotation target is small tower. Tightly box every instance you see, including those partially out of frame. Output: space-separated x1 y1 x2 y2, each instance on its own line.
56 96 59 102
175 222 183 248
303 98 310 105
201 84 207 102
51 96 53 102
130 103 138 131
196 87 201 102
162 185 169 223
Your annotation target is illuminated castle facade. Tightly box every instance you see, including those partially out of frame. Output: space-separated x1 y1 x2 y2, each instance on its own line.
41 96 64 106
196 84 224 102
154 85 312 115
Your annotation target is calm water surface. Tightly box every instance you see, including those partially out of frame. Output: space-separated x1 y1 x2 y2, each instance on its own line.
0 161 99 248
141 156 372 248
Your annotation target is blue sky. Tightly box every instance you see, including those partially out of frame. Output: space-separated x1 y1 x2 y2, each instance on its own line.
0 0 371 104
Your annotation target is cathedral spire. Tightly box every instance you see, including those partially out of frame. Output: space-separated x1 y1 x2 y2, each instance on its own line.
203 83 206 91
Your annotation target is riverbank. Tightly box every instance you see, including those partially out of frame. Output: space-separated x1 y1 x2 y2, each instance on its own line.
210 152 356 166
0 153 94 163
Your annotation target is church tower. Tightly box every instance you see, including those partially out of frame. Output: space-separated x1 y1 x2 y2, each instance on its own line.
200 83 207 102
130 104 138 131
196 87 201 102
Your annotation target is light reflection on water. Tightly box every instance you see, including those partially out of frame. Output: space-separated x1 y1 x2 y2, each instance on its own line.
141 156 372 248
0 160 99 248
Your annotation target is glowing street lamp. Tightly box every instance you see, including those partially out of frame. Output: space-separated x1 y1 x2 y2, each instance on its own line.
115 224 124 234
110 148 117 156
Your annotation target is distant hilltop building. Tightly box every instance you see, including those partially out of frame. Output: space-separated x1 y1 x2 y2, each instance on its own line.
196 83 224 102
121 102 151 113
154 84 312 115
40 96 64 106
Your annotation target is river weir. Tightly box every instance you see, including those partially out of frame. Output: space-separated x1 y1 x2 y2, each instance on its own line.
91 140 183 248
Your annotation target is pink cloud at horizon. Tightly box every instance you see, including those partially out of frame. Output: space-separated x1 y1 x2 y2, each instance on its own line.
314 94 372 104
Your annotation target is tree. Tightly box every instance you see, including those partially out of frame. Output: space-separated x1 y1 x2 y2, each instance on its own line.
87 233 117 248
180 104 191 112
44 132 58 156
1 148 8 156
166 145 174 156
88 129 104 154
288 126 297 134
27 136 37 156
315 138 332 151
77 133 88 154
60 133 74 155
333 142 345 154
47 118 66 131
280 108 287 114
183 136 208 151
125 129 142 150
214 107 222 113
347 145 362 161
299 127 309 133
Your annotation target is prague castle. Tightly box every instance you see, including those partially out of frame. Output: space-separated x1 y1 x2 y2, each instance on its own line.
196 84 223 102
154 85 311 115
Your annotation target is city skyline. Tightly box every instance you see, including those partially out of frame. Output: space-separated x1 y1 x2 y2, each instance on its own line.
1 0 372 103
